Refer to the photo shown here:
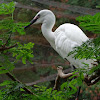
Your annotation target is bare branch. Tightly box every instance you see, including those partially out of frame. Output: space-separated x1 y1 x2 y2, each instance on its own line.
25 68 71 86
32 0 100 15
13 63 69 73
0 43 17 51
6 72 36 95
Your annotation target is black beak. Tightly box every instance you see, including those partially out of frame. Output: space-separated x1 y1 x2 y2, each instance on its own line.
24 18 37 29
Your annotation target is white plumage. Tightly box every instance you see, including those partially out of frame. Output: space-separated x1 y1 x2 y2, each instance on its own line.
25 9 98 71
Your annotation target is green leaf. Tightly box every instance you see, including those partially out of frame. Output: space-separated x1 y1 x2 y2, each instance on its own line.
96 5 100 8
0 66 5 70
0 69 9 74
0 80 11 86
11 42 34 64
88 64 100 75
20 88 25 91
76 13 100 34
60 82 68 90
0 2 15 15
22 57 26 64
69 85 77 95
80 72 84 80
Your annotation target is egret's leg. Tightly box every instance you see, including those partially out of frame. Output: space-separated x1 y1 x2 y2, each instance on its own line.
75 86 81 100
71 65 81 100
53 74 60 90
53 66 74 90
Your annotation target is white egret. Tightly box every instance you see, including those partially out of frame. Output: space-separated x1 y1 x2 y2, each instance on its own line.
24 9 98 71
24 9 99 100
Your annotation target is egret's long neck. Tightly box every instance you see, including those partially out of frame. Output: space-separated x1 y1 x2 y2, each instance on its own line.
41 15 55 44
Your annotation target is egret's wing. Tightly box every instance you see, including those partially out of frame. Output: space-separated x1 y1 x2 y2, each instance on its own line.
55 23 89 45
54 23 88 58
55 30 78 58
54 23 97 68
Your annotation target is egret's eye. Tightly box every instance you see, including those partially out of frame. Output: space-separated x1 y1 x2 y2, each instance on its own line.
34 14 40 20
37 14 40 18
38 14 40 17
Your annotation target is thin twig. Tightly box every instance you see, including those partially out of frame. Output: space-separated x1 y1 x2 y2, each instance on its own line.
6 72 36 95
0 43 17 51
3 31 12 47
0 65 35 95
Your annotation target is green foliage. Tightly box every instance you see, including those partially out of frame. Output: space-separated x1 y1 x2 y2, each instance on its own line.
0 5 35 100
11 42 34 64
32 84 77 100
0 17 29 35
0 2 15 15
0 80 76 100
96 5 100 8
61 80 77 97
68 38 100 60
0 2 34 74
88 64 100 75
0 3 35 98
0 54 15 74
76 13 100 34
0 81 33 100
34 85 63 100
0 80 12 86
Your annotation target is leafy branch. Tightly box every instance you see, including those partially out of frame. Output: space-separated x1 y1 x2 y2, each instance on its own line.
76 13 100 34
0 2 15 15
0 2 35 97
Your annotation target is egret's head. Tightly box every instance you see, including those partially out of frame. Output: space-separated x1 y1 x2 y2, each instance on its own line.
24 9 55 29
